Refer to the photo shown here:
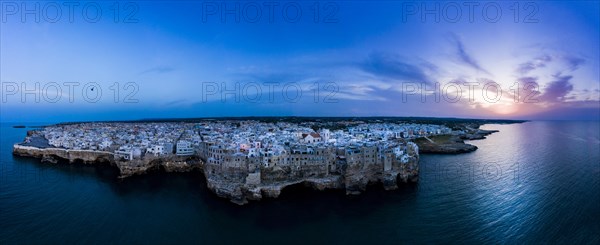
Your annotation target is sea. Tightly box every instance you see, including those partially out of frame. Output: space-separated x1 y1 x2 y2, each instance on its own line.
1 121 599 244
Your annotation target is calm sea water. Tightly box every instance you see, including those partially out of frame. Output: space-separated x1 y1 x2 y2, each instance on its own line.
1 121 599 244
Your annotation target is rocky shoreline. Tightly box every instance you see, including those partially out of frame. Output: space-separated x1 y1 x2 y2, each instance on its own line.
12 144 203 177
13 142 419 205
415 129 499 154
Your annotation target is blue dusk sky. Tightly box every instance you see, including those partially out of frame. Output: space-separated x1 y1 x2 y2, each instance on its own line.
1 0 599 122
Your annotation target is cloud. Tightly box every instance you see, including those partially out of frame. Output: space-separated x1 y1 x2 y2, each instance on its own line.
517 76 539 84
233 70 309 83
163 99 188 107
334 84 388 101
227 63 326 84
515 55 552 75
514 53 585 76
538 74 574 103
139 66 175 75
447 33 491 75
562 55 585 71
499 77 541 105
359 52 435 83
524 101 600 120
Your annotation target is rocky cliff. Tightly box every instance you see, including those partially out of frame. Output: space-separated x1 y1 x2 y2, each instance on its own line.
12 145 202 178
13 143 419 205
13 145 114 164
201 143 420 205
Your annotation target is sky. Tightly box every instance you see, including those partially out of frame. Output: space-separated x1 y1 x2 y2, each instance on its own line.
1 0 599 122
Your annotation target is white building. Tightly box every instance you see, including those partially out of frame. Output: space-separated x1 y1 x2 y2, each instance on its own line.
302 132 322 143
176 140 194 156
146 145 165 156
115 148 133 160
320 129 331 142
99 140 112 150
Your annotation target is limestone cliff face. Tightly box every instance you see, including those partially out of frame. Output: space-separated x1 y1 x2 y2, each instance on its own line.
13 145 114 164
201 142 420 205
13 142 419 205
12 145 201 178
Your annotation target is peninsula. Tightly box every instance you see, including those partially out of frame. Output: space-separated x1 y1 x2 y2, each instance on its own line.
12 117 520 204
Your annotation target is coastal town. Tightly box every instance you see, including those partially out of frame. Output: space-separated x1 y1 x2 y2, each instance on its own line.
13 119 469 204
29 120 450 160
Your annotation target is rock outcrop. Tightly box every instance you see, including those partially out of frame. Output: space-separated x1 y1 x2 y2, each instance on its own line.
416 129 499 154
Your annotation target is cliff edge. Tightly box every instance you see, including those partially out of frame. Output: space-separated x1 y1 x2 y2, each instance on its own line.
13 142 419 205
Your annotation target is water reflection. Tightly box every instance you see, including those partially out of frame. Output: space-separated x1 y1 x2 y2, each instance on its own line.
1 122 599 244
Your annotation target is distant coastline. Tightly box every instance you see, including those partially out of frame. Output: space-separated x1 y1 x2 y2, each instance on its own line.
11 125 46 129
51 116 527 125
